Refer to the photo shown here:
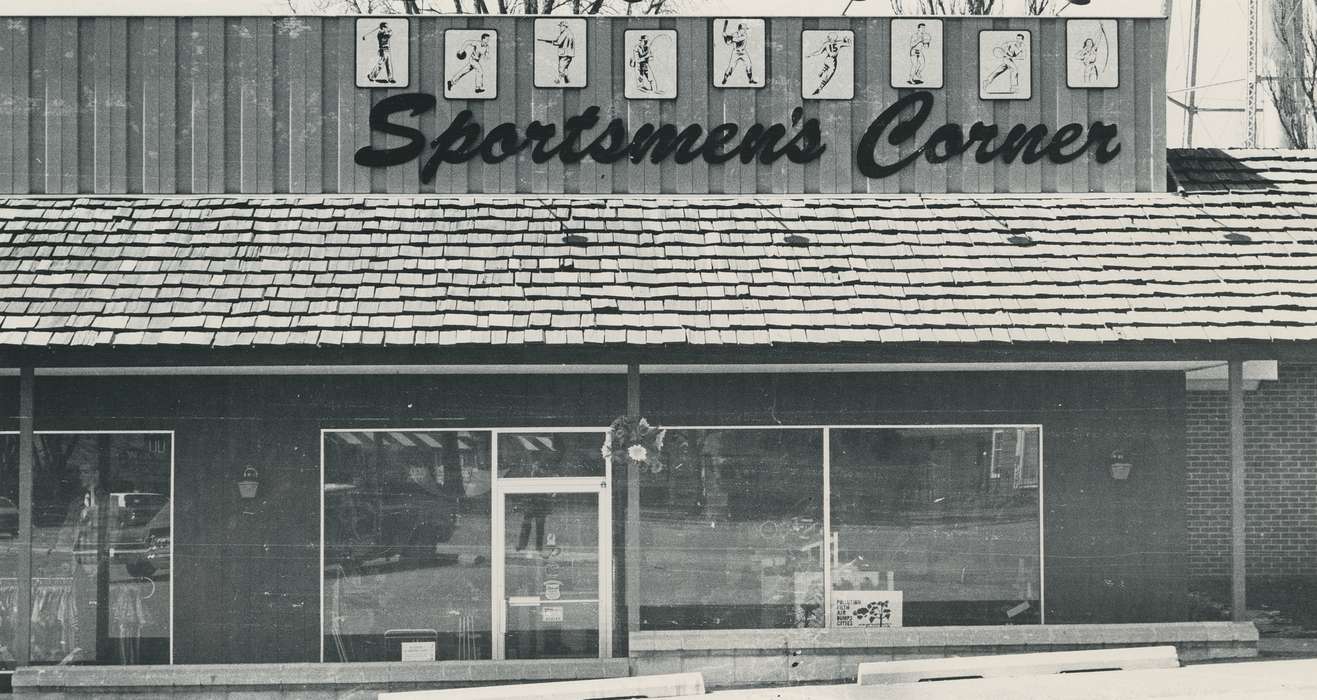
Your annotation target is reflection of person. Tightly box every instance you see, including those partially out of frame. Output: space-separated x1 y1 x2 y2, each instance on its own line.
720 20 754 85
63 458 106 664
447 33 492 94
110 582 149 664
538 21 576 85
515 495 552 552
360 21 396 84
908 22 932 85
1076 37 1100 83
630 34 656 93
983 33 1027 94
808 32 851 96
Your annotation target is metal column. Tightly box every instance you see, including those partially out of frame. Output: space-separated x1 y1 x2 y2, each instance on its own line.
624 364 641 640
1228 359 1247 622
15 367 33 665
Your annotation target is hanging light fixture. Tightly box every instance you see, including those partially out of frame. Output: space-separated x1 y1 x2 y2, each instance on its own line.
1109 451 1133 481
238 466 260 499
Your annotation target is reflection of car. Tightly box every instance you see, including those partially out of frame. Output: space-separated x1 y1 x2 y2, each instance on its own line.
129 504 171 578
325 481 459 569
108 492 167 554
72 492 169 569
0 497 16 536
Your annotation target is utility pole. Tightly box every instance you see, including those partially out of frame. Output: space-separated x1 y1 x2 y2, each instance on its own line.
1184 0 1203 147
1245 0 1259 147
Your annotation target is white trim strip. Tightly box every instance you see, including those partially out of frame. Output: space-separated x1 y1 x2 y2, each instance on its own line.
31 365 629 377
640 362 1226 374
5 360 1243 377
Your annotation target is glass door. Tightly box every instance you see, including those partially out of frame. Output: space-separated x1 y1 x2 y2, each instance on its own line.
497 489 607 659
491 429 612 660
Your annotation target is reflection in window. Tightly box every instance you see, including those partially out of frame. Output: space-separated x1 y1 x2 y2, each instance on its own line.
830 427 1042 626
323 430 492 662
26 433 173 665
639 429 824 630
503 492 600 659
0 436 18 668
497 433 605 479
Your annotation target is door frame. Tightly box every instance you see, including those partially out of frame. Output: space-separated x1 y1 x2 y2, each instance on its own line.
491 430 613 661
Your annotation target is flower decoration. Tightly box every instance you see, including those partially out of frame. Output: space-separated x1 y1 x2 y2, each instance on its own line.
604 415 666 473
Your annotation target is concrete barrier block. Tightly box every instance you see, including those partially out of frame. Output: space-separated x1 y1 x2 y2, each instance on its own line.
378 673 705 699
857 645 1180 685
785 652 845 685
732 651 787 686
630 653 684 678
946 629 994 646
889 647 950 661
679 652 737 688
680 629 787 652
640 633 686 652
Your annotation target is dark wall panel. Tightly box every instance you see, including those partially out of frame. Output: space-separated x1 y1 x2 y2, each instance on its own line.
16 370 1182 660
33 373 625 664
642 371 1189 624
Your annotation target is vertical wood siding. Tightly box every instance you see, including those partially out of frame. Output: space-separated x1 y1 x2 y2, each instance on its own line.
0 16 1167 195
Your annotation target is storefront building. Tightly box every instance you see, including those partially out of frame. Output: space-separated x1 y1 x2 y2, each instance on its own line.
0 12 1305 696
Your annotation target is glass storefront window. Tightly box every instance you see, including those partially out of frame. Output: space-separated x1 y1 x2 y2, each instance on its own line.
323 430 492 662
639 428 825 630
497 432 606 479
0 435 19 669
830 427 1042 626
28 432 173 665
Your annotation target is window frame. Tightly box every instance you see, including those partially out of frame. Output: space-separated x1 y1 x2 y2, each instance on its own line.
642 423 1046 629
318 422 1045 662
318 426 612 663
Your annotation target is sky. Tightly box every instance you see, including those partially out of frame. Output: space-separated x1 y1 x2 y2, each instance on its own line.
0 0 1254 147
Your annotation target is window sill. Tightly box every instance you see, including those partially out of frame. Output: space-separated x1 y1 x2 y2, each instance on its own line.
12 658 630 692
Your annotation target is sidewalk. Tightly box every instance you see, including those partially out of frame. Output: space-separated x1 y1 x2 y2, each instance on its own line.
669 658 1317 699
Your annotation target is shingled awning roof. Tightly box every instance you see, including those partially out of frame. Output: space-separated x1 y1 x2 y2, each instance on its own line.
0 148 1314 350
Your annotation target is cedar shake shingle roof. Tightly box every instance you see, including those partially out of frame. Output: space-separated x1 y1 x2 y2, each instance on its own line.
0 148 1314 349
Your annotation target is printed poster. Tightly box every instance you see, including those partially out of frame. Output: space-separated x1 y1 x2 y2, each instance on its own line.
356 18 408 88
625 29 677 99
891 18 943 89
833 590 903 628
1068 19 1118 89
535 18 587 88
802 30 854 100
979 30 1032 100
446 29 498 99
713 18 766 88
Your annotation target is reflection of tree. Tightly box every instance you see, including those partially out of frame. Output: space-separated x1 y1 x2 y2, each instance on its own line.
15 435 86 521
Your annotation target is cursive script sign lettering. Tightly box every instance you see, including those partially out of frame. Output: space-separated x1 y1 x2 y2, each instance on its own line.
355 91 1122 183
855 91 1121 179
355 93 827 183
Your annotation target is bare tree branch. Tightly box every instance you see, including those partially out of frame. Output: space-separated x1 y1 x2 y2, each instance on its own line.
287 0 669 13
888 0 1057 14
1266 0 1315 147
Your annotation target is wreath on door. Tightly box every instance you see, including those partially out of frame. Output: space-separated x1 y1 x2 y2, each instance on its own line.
602 415 666 474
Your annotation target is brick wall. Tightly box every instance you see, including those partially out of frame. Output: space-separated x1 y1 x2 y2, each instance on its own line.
1186 362 1317 578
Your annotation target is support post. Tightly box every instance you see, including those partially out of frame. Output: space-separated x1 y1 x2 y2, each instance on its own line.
1228 359 1247 622
624 364 641 638
16 367 33 665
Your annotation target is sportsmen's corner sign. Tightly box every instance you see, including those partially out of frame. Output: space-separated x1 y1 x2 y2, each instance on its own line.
355 91 1121 183
344 13 1164 193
